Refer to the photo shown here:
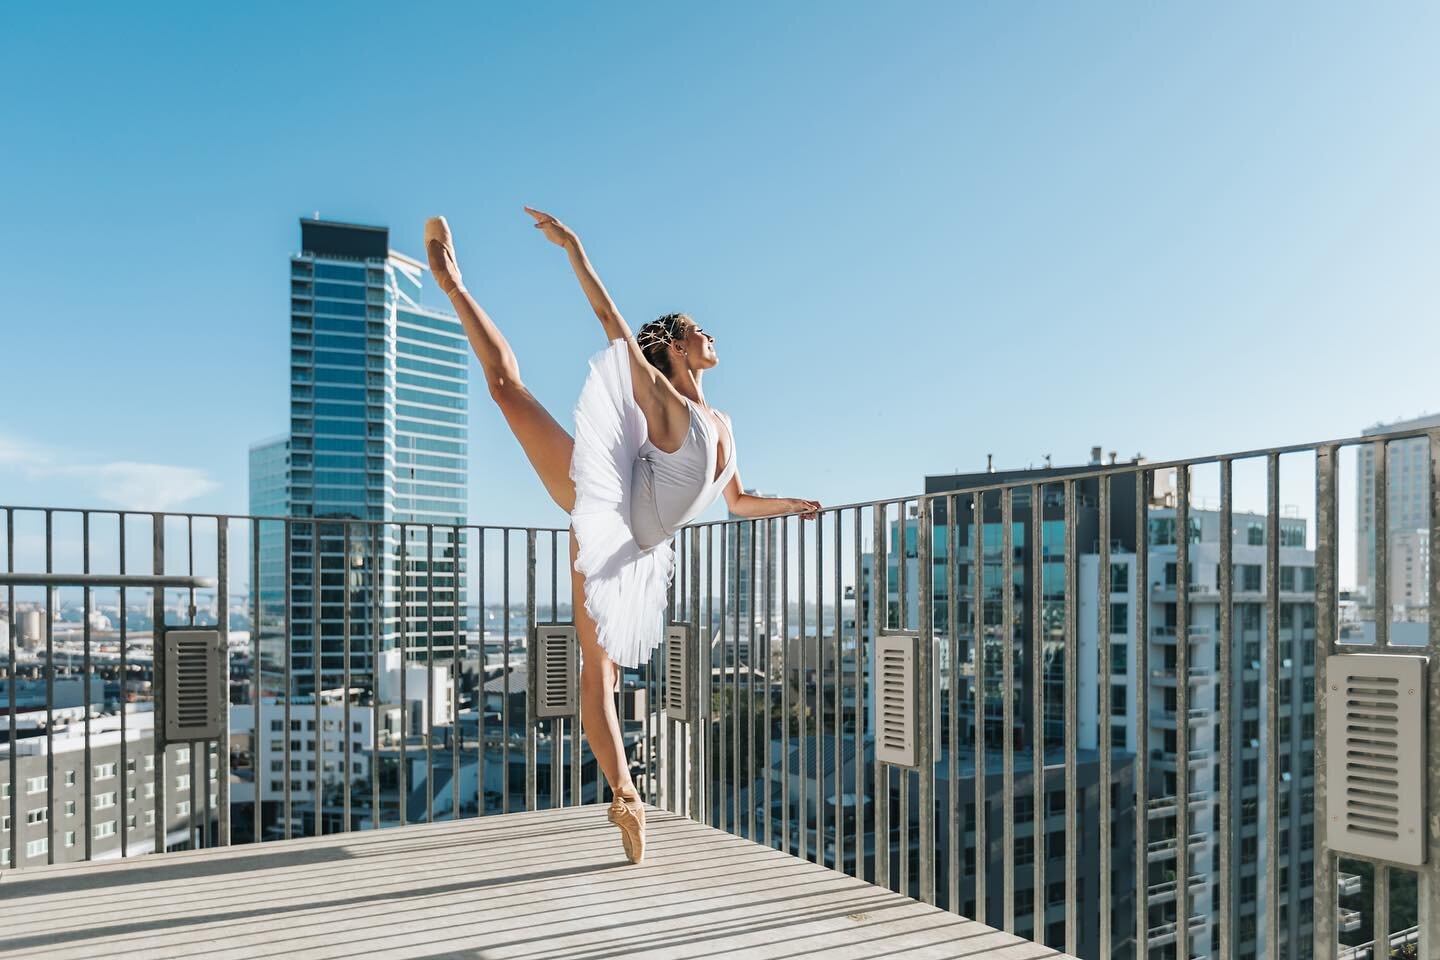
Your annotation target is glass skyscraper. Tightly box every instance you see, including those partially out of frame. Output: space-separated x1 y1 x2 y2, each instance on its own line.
250 218 468 697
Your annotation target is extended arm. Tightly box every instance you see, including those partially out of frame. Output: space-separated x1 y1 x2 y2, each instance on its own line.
525 206 632 342
723 468 822 519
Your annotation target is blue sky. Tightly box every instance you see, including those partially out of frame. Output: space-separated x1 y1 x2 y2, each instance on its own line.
2 1 1437 537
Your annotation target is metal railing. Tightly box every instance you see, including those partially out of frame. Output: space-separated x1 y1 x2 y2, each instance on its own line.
3 422 1440 959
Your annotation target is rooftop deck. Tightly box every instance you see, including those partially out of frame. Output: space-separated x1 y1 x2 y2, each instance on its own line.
0 806 1068 960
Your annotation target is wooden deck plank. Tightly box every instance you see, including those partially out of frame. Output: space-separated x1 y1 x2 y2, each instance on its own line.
0 807 1073 960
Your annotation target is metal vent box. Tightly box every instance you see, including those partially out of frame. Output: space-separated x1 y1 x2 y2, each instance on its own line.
534 625 578 718
1324 653 1426 866
163 629 226 742
664 624 691 720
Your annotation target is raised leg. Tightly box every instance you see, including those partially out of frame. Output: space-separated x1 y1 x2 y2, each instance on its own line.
426 216 576 513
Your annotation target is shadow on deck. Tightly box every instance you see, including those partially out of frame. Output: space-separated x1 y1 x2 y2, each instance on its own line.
0 806 1073 959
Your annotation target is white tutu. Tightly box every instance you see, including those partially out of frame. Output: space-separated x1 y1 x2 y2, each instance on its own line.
568 339 675 668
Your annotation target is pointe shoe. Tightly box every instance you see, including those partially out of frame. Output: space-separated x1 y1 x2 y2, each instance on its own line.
423 215 464 297
607 790 646 863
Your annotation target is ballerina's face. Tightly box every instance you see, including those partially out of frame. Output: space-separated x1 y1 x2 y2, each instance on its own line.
677 319 718 369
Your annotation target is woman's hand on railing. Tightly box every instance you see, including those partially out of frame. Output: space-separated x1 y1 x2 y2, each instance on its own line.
784 498 823 520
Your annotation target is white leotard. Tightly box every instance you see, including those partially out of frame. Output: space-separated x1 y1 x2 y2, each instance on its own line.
629 399 736 550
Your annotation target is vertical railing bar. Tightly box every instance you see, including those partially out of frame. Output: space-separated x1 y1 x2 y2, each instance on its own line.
250 518 260 845
4 509 14 872
1134 471 1150 956
947 494 959 911
1265 453 1281 957
464 528 472 816
154 513 167 854
719 523 729 834
1176 466 1192 960
1374 440 1389 649
1063 479 1078 956
972 491 986 923
525 530 537 812
83 511 93 862
871 505 887 887
399 524 409 826
815 513 824 860
1420 430 1440 953
781 518 790 850
188 515 201 850
854 507 866 879
119 513 131 858
754 518 763 844
1098 476 1112 958
898 501 909 895
216 517 230 847
1219 459 1234 960
1001 488 1015 931
426 524 436 822
45 509 55 864
342 521 352 832
1313 446 1338 957
690 524 705 823
797 518 807 861
1375 865 1391 960
832 511 842 873
1030 484 1044 936
707 524 717 825
476 528 490 814
371 522 382 828
733 521 742 837
763 518 775 845
500 530 509 812
312 520 323 837
918 498 935 906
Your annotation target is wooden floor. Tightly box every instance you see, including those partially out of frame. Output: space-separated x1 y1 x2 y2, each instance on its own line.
0 806 1072 960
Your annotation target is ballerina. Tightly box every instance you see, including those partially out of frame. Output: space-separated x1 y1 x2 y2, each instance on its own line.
424 208 821 863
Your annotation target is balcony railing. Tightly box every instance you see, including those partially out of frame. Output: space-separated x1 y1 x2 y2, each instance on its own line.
4 422 1440 958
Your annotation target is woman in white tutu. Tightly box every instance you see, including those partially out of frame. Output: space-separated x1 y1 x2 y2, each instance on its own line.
424 208 820 862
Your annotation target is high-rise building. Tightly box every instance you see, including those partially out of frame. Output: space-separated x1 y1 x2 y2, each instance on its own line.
1357 414 1437 612
1081 506 1318 959
249 218 469 698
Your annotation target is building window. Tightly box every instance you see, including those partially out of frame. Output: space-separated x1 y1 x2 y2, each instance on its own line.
26 838 48 858
1109 562 1128 594
65 770 77 787
1110 642 1127 675
94 821 116 839
145 811 156 826
176 801 190 816
271 719 285 732
1109 602 1129 635
0 783 8 800
127 815 137 832
26 808 47 825
175 775 191 790
95 763 117 781
64 831 77 848
64 800 76 817
1 815 9 831
1246 522 1264 546
25 776 47 794
95 792 117 810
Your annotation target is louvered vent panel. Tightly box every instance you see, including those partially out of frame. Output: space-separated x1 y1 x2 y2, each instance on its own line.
534 626 577 718
875 634 918 768
1325 654 1425 866
164 630 224 742
664 624 690 719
